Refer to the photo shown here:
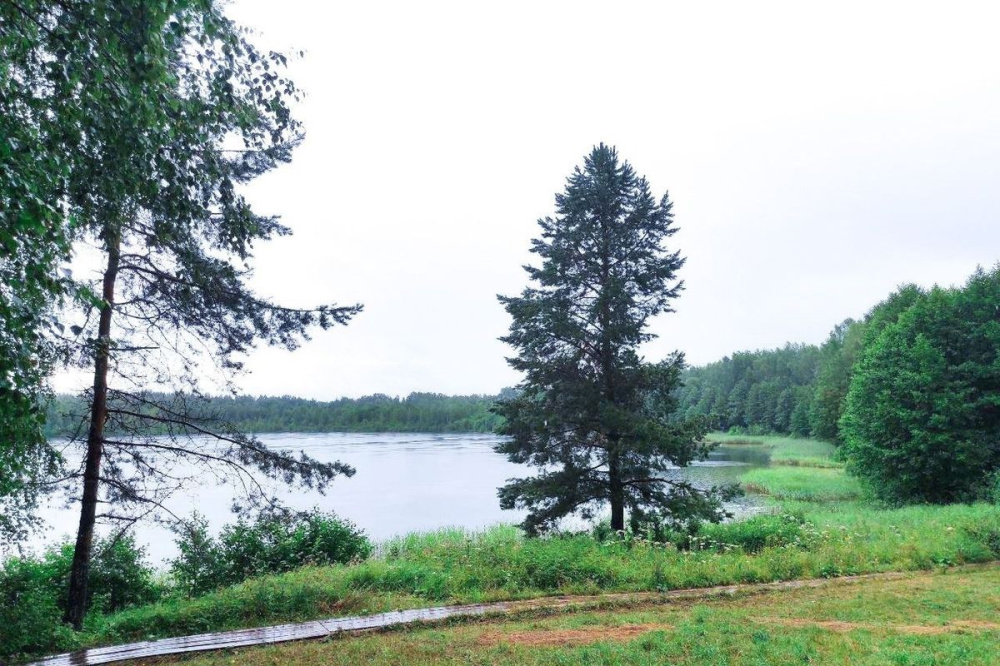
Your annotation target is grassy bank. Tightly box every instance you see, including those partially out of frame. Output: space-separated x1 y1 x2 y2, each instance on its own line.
741 467 864 502
142 565 1000 665
707 432 842 468
68 505 1000 655
709 433 863 501
16 434 1000 662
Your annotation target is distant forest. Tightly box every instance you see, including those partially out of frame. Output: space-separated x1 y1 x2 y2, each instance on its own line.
40 278 957 445
675 342 824 438
44 392 507 438
674 284 923 442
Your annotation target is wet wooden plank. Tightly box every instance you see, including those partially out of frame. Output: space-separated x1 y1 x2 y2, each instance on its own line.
29 603 513 665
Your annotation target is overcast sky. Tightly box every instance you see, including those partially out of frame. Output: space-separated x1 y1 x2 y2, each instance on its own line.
82 1 1000 399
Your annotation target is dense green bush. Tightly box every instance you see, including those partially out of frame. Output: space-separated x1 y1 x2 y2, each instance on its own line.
0 534 158 659
0 546 74 658
86 535 163 614
841 268 1000 503
169 514 227 598
171 508 372 596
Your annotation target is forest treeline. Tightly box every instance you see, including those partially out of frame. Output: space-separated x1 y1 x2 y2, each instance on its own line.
674 282 925 442
678 263 1000 504
44 392 506 438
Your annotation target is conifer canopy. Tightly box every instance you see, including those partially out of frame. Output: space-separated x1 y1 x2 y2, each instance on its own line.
495 144 727 535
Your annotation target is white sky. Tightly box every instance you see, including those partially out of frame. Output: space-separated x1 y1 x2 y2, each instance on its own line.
59 1 1000 399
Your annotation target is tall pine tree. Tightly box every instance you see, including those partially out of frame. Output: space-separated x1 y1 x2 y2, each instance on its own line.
495 145 726 535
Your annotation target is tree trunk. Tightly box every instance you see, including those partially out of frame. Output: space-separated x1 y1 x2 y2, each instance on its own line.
608 448 625 532
64 231 120 630
598 238 625 532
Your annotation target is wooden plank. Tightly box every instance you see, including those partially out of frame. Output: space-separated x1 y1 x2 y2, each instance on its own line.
28 604 508 665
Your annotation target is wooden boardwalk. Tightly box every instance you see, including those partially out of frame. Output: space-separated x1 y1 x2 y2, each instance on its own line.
31 567 977 666
29 604 518 666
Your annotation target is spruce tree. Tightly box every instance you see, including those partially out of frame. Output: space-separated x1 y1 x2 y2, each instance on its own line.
495 144 726 535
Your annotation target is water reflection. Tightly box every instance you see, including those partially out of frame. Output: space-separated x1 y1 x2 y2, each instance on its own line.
710 445 772 466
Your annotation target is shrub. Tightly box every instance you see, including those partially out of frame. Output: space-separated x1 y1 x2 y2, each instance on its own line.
171 508 372 596
961 511 1000 557
841 269 1000 503
593 509 806 555
170 514 228 597
0 534 157 660
0 548 74 658
87 534 162 613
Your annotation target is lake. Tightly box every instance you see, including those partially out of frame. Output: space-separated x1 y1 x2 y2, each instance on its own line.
29 433 767 564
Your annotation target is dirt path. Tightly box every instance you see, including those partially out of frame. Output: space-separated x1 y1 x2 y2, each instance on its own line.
29 564 998 666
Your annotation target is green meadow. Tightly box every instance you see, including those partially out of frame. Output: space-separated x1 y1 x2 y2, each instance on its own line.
15 434 994 664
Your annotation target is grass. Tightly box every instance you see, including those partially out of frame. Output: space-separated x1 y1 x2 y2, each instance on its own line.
21 434 1000 663
138 565 1000 665
708 432 862 501
78 502 1000 651
741 466 864 501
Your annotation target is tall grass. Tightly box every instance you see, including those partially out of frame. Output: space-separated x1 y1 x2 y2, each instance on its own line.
741 467 864 502
13 435 1000 662
83 503 1000 650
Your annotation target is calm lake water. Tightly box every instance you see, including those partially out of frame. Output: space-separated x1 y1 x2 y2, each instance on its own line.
29 433 767 564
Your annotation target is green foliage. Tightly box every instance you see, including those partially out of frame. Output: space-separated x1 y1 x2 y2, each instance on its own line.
45 392 504 437
171 509 372 596
496 144 719 534
5 0 364 626
841 267 1000 503
86 535 163 614
675 286 926 445
0 547 76 658
16 0 363 627
675 344 822 437
691 513 808 553
0 534 159 659
741 467 864 502
0 0 73 543
597 512 809 555
0 390 61 543
54 502 1000 655
169 515 227 598
808 319 865 442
